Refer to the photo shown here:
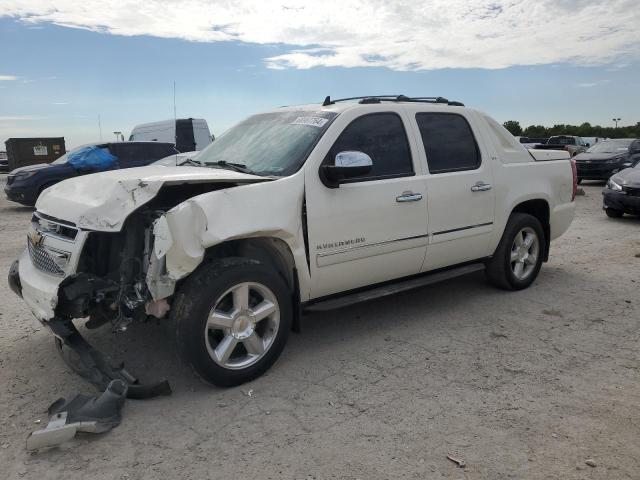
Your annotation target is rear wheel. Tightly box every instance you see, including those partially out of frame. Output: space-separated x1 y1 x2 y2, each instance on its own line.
486 213 544 290
605 208 623 218
577 178 583 185
173 257 292 387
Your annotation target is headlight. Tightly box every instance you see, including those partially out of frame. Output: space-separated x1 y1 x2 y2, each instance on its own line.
606 155 624 164
607 178 622 191
13 171 38 180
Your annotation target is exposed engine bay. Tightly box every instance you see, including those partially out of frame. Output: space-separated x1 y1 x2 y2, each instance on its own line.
53 182 237 333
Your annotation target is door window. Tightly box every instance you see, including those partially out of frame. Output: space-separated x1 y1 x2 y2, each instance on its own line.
416 113 480 174
326 113 413 181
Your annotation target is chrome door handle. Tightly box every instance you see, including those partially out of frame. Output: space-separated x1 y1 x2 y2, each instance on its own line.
396 192 423 202
471 182 492 192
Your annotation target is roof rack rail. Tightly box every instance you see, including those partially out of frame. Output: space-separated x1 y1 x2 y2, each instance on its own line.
322 95 464 107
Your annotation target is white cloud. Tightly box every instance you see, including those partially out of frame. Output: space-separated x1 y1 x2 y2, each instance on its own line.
51 102 68 105
1 1 639 70
0 75 18 81
576 80 610 87
0 115 45 121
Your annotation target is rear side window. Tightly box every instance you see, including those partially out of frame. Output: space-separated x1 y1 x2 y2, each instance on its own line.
327 112 413 180
416 113 480 174
114 144 175 163
152 144 178 159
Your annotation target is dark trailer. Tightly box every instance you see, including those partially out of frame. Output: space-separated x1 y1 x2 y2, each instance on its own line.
5 137 66 171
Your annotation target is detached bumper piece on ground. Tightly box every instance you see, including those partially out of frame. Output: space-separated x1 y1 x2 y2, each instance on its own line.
26 379 127 451
48 317 172 400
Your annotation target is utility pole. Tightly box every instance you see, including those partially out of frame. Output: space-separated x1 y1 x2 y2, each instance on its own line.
612 117 621 128
173 81 178 165
98 114 103 141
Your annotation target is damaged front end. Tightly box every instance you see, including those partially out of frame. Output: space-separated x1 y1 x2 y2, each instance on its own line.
13 171 267 397
57 207 171 333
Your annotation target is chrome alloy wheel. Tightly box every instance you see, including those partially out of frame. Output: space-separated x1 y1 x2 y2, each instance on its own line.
510 227 540 281
204 282 280 370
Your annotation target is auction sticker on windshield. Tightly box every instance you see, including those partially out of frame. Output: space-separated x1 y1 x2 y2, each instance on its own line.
291 116 329 128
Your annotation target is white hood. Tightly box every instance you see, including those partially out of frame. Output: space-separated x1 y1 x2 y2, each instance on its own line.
36 165 266 231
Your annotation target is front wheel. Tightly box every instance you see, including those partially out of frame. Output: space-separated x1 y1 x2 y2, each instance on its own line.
486 213 545 290
172 257 292 387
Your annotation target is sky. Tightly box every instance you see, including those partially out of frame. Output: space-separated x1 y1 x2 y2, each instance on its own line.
1 0 639 148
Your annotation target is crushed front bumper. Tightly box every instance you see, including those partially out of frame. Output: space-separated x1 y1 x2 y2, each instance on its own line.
17 248 65 321
11 215 172 399
49 317 171 399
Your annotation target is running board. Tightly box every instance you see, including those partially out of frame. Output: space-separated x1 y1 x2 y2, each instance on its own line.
304 263 485 312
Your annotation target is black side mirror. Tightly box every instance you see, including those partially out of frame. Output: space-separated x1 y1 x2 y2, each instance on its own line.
585 143 590 147
320 151 373 188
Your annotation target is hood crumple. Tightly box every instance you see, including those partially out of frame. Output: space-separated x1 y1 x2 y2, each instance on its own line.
36 165 267 231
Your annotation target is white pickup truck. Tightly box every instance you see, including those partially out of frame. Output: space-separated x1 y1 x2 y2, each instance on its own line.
9 96 576 389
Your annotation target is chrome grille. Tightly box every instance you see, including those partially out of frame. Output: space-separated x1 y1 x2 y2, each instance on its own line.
27 239 66 276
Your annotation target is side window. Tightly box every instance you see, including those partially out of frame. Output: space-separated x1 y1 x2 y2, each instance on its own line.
416 113 480 174
114 144 149 164
327 113 413 180
151 144 177 160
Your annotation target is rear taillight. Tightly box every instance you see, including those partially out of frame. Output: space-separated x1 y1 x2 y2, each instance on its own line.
570 158 577 201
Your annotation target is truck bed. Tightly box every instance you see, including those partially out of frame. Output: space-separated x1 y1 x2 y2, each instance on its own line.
529 149 571 162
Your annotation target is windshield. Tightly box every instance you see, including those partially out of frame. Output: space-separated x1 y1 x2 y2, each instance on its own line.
586 139 633 154
548 136 576 145
196 111 337 176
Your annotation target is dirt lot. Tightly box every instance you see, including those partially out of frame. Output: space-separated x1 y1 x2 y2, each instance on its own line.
1 179 639 480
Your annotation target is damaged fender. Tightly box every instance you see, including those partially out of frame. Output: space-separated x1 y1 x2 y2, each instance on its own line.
149 173 311 300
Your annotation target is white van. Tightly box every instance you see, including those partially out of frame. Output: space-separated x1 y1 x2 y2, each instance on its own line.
129 118 213 152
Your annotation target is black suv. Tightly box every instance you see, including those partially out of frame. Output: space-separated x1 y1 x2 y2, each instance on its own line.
4 142 178 206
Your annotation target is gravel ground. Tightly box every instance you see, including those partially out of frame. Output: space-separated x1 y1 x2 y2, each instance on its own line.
1 178 639 480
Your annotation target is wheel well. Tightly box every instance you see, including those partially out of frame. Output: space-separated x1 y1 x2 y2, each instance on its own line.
512 199 550 261
201 237 301 331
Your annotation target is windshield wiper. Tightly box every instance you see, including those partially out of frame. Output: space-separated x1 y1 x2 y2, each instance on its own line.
206 160 256 175
180 158 202 167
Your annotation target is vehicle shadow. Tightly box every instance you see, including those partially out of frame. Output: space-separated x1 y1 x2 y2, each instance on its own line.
4 267 606 400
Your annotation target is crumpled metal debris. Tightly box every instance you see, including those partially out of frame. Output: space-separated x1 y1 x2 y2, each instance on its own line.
447 453 466 468
26 379 127 451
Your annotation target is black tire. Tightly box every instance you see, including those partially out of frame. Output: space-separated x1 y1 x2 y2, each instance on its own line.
577 178 582 185
172 257 292 387
486 213 545 291
605 208 623 218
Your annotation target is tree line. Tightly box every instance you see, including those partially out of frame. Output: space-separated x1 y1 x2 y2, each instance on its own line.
502 120 640 139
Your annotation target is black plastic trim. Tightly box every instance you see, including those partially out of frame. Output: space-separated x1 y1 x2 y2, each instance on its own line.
432 222 493 236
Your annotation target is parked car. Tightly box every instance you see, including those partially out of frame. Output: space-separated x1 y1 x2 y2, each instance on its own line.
4 141 178 206
573 138 638 183
535 135 589 157
602 139 640 218
515 136 547 149
0 151 8 172
129 118 213 152
9 95 576 389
